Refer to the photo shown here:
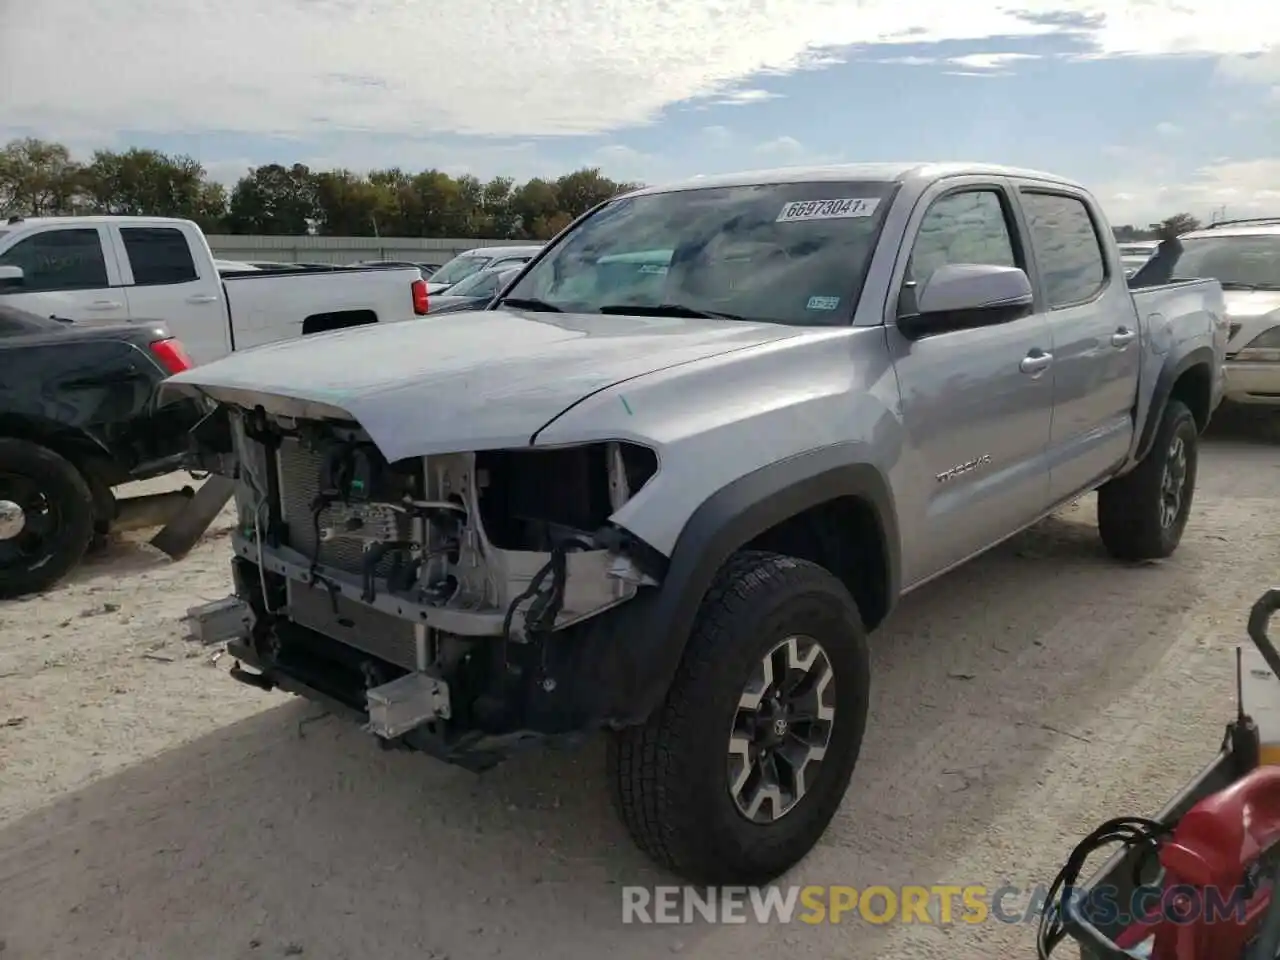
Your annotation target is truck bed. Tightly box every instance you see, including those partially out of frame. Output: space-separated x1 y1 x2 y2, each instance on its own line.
220 264 425 354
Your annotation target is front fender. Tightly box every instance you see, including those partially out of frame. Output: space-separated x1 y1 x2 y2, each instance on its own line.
601 443 900 726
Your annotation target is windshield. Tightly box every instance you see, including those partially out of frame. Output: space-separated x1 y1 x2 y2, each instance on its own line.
448 267 509 297
499 180 899 326
1147 234 1280 289
431 254 491 285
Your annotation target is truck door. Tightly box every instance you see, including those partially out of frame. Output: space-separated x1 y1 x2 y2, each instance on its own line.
109 223 230 365
886 179 1055 584
0 225 127 322
1015 188 1141 502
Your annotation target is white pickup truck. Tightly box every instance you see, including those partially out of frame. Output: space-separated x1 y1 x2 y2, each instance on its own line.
0 215 430 365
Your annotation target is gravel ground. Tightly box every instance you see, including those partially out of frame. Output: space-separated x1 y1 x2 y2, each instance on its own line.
1 410 1277 960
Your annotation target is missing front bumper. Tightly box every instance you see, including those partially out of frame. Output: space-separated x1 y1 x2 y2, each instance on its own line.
188 591 453 741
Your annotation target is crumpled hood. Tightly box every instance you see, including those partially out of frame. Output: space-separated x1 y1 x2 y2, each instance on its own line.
163 308 798 461
1224 289 1280 354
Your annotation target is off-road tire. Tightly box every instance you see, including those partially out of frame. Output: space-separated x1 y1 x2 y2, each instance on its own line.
1097 399 1199 561
0 438 96 599
607 550 871 885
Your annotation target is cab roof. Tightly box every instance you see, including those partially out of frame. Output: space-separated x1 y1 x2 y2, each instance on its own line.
621 161 1086 198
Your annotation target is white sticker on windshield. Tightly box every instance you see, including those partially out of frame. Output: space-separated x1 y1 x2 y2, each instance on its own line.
776 197 880 223
638 264 668 274
807 296 840 311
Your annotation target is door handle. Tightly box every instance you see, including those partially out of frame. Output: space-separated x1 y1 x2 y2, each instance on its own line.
1019 351 1053 376
1111 328 1137 348
187 294 218 304
87 300 122 310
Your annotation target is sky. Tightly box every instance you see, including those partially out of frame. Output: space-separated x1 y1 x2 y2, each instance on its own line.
1 0 1278 227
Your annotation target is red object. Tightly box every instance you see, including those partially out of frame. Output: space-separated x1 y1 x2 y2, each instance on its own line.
1144 766 1280 960
148 337 193 374
411 278 430 315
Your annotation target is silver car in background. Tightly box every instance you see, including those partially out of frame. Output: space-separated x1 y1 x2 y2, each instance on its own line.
1130 218 1280 405
425 244 542 294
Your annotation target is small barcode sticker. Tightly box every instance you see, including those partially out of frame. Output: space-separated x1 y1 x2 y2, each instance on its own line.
777 197 880 223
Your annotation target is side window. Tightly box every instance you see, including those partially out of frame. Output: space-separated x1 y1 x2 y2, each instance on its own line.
908 190 1018 290
120 227 198 285
1019 191 1107 307
0 229 109 292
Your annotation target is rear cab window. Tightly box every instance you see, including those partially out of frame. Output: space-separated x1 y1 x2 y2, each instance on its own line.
0 228 110 292
1018 191 1109 307
119 227 198 285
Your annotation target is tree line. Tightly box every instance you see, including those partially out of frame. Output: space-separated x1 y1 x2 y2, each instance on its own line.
0 137 641 240
0 136 1201 242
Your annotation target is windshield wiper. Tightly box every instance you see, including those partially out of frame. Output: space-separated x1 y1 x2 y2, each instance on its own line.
496 296 563 312
597 302 750 322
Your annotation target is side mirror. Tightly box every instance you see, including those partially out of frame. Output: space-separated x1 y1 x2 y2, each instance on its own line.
0 264 24 291
897 263 1033 339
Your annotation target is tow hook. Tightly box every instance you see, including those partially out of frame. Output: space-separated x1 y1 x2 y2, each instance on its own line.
229 660 276 691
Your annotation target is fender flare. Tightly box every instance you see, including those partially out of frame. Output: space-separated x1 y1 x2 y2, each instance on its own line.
600 443 900 726
1134 346 1216 462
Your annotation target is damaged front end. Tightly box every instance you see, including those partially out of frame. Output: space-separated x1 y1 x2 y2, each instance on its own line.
186 402 666 769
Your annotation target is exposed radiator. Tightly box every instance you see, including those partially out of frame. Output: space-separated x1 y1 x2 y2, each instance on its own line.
261 436 419 671
274 438 395 577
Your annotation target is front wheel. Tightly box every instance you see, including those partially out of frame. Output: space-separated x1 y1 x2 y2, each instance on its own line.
1097 399 1199 560
608 551 871 885
0 438 96 599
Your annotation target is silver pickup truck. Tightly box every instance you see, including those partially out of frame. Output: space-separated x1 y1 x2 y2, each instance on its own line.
170 162 1227 886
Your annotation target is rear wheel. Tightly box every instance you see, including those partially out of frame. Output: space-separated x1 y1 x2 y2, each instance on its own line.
608 551 870 885
0 438 96 599
1097 399 1199 560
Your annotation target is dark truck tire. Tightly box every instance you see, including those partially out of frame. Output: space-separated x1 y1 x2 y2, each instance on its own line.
0 438 96 599
1097 399 1199 561
608 550 870 885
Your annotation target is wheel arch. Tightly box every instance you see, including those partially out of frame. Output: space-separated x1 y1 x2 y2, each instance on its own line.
1134 347 1216 463
0 414 119 522
301 309 378 336
611 443 900 726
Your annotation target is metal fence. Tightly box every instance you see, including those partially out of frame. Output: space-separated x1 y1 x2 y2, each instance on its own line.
205 235 524 265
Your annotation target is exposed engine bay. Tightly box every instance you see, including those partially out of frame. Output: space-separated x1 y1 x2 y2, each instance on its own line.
185 403 663 767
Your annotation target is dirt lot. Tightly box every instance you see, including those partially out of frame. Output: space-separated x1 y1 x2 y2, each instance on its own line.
1 412 1278 960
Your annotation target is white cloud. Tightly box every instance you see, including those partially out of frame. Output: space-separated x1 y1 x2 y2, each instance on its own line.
751 135 840 167
712 89 784 106
947 52 1040 71
1155 121 1182 136
754 136 807 159
872 56 940 66
1093 156 1280 225
2 1 1277 141
584 144 663 182
1216 47 1280 84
